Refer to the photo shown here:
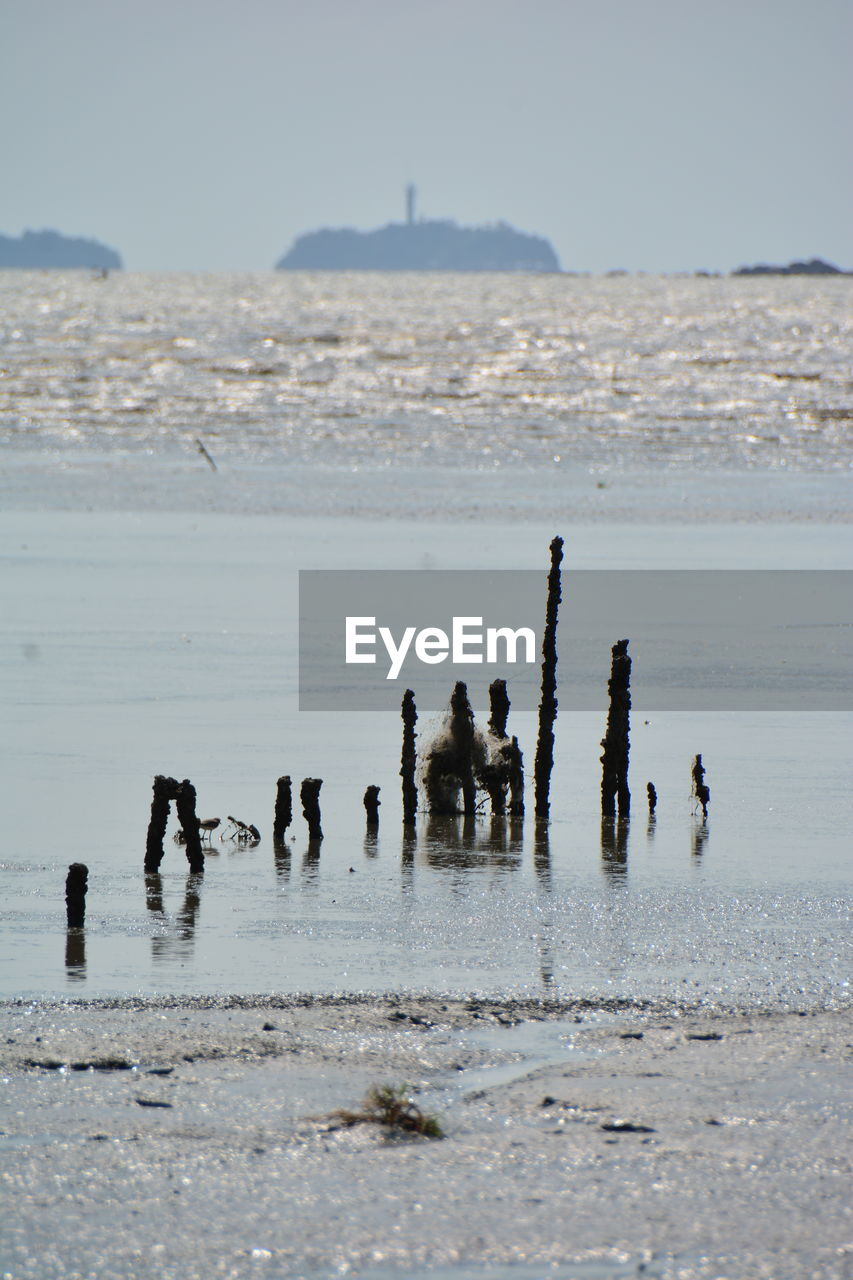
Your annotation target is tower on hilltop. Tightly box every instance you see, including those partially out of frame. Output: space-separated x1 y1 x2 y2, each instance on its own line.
405 183 416 226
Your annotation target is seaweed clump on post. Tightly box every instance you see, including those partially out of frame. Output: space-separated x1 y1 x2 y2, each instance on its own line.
600 639 632 820
534 535 564 819
421 681 485 815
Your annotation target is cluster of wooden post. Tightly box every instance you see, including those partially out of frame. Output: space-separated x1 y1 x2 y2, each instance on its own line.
133 537 711 891
145 776 204 873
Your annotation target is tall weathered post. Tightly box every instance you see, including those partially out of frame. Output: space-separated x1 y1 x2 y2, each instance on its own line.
534 536 564 819
400 689 418 826
600 639 632 818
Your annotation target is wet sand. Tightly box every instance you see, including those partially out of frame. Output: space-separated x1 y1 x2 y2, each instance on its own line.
2 996 850 1280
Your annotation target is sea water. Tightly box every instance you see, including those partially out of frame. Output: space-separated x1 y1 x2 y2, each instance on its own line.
0 272 850 1007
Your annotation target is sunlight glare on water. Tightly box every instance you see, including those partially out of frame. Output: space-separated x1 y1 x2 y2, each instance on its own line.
1 271 850 472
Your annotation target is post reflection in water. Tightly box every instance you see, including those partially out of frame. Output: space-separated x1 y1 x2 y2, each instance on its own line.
273 839 292 885
363 827 379 859
646 812 657 843
533 820 556 991
147 871 203 964
420 814 523 880
301 839 322 886
401 829 416 895
601 815 630 881
691 817 710 860
65 928 86 981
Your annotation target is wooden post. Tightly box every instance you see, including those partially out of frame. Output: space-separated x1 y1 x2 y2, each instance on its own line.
508 735 525 816
450 681 477 816
600 639 631 819
488 678 510 740
65 863 88 929
692 754 710 818
534 536 564 819
400 690 418 826
145 775 174 872
273 775 292 841
300 778 323 840
647 782 657 814
364 785 381 825
175 779 205 872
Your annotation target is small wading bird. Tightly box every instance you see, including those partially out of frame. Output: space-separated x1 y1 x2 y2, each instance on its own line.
198 818 221 841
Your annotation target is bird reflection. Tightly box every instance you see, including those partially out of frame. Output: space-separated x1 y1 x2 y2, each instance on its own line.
148 871 203 963
691 817 709 860
65 928 86 981
601 815 629 880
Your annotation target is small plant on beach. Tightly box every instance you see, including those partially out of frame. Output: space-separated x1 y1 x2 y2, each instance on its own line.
331 1083 444 1139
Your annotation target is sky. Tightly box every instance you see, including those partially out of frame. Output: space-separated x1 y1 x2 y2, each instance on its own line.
1 0 851 273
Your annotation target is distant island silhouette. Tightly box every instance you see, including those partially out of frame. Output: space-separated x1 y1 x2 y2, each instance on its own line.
0 229 122 270
733 257 847 276
277 186 559 272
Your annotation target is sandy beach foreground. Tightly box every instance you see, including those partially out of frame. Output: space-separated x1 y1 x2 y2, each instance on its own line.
1 996 849 1280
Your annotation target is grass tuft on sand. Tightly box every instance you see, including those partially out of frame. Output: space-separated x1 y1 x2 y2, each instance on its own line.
330 1082 444 1139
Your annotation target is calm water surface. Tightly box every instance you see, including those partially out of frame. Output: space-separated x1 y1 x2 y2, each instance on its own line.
0 272 850 1009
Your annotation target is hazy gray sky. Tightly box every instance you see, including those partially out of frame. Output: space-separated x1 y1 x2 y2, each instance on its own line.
2 0 851 272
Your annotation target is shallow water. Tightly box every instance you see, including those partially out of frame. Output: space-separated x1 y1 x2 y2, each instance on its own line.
2 271 850 1012
1 512 849 1009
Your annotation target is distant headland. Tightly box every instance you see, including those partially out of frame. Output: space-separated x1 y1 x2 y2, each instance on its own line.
0 229 123 270
732 257 847 277
276 186 559 272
